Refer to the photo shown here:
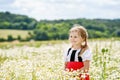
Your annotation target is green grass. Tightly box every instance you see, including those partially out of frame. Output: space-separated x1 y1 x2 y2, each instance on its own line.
0 40 68 48
0 29 32 39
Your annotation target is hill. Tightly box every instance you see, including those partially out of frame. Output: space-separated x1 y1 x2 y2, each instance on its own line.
0 11 37 30
0 11 120 41
34 18 120 40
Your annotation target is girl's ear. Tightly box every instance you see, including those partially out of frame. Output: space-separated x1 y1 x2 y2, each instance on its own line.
81 41 85 46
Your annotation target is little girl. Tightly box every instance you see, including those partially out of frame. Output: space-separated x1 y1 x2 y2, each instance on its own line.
64 24 92 80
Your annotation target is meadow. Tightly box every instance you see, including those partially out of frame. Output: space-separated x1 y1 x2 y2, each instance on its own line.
0 29 32 39
0 39 120 80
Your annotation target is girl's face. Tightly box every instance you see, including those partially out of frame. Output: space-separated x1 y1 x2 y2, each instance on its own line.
69 31 83 47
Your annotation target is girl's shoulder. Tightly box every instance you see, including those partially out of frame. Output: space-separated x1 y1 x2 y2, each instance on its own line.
63 46 71 54
81 48 92 61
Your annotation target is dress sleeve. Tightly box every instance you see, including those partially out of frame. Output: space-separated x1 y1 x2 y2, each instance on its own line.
81 49 92 61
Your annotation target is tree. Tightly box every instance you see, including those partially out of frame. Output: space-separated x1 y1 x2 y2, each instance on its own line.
17 35 22 41
7 35 14 41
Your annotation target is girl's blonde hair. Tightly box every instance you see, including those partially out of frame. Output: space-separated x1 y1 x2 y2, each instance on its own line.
69 24 89 55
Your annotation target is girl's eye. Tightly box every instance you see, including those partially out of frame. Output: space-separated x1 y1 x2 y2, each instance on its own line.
74 36 77 38
69 36 72 38
73 36 78 38
69 36 78 38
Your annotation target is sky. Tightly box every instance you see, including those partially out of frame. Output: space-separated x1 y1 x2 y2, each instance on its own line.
0 0 120 21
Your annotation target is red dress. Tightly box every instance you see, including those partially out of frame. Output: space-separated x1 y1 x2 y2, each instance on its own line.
65 48 91 80
65 62 90 80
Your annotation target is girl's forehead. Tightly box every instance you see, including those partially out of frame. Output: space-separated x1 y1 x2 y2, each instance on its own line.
69 31 80 35
70 29 79 33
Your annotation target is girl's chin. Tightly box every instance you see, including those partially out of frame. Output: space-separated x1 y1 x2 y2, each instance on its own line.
71 43 77 46
71 42 76 44
71 43 80 46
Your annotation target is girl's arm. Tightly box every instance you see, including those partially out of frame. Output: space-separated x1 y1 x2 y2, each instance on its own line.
80 49 92 73
79 60 90 73
64 62 67 70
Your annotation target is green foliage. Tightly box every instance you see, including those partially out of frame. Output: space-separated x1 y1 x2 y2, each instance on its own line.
112 29 120 37
0 11 37 30
7 35 14 41
33 18 120 40
0 37 6 42
0 11 120 41
0 56 8 64
17 35 22 41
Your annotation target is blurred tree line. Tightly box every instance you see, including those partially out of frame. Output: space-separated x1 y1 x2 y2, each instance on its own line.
0 11 120 41
0 11 37 30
